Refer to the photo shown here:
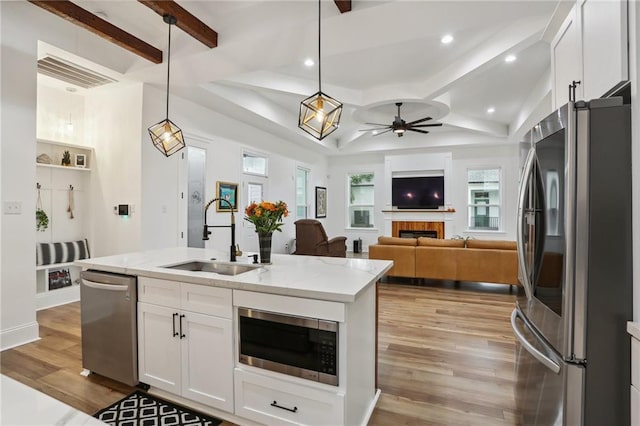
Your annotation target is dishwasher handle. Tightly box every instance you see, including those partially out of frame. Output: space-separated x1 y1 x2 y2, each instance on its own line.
82 279 128 291
82 279 131 300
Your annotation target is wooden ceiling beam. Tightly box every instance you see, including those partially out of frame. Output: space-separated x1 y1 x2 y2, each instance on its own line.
138 1 218 48
28 0 163 64
334 0 352 13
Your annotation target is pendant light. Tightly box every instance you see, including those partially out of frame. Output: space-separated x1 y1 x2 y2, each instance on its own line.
148 14 186 157
298 0 343 140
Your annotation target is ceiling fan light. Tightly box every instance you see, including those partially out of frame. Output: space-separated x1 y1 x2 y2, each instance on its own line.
299 91 343 140
148 118 185 157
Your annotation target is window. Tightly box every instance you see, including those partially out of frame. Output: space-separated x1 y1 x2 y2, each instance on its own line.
243 152 267 176
296 167 309 219
467 168 501 230
348 173 374 228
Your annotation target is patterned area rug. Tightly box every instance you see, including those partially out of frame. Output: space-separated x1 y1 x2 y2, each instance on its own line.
94 391 222 426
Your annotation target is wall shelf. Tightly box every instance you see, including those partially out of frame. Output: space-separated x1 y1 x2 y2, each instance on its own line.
36 164 91 172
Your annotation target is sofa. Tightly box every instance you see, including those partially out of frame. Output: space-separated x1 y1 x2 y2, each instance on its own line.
368 236 519 285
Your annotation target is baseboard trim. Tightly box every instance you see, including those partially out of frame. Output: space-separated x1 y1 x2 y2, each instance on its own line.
0 321 40 351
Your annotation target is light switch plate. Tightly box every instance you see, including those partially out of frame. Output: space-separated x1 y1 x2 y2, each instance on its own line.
3 201 22 215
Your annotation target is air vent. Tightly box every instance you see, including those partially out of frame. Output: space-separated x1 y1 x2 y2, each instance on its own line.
37 55 117 89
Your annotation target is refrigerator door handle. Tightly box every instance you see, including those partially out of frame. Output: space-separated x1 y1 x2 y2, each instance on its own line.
516 148 536 300
511 309 561 374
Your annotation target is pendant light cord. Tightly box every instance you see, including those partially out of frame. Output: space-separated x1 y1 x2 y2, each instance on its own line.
165 20 172 120
318 0 322 93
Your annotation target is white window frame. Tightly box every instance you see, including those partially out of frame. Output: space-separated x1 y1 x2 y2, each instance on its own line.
242 151 268 177
466 167 503 232
346 172 376 230
295 166 310 220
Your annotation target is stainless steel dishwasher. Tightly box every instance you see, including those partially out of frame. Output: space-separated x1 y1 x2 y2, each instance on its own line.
80 270 138 386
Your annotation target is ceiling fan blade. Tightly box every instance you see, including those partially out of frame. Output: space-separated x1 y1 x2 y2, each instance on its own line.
410 123 443 128
408 128 430 134
364 122 390 127
406 116 433 126
373 129 393 136
359 127 390 131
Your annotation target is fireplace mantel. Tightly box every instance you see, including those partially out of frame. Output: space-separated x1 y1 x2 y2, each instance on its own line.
382 208 456 239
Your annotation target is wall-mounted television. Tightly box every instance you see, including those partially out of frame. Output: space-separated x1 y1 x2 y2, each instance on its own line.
392 176 444 209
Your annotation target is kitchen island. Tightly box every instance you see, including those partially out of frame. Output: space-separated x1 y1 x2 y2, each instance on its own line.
76 247 392 426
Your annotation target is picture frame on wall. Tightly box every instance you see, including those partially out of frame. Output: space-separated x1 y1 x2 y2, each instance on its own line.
315 186 327 218
216 181 238 212
75 153 86 168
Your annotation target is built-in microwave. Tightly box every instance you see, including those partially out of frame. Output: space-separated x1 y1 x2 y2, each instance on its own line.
238 307 338 386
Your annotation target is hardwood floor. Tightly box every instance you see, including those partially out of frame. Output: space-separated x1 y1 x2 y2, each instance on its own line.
0 279 518 425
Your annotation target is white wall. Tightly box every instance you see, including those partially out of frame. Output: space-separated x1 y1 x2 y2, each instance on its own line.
1 3 39 349
85 83 144 257
629 0 640 321
326 144 520 252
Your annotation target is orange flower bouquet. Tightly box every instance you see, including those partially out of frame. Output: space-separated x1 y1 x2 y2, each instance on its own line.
244 201 289 235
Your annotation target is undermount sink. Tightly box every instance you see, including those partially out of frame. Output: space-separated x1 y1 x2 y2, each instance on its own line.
162 260 260 276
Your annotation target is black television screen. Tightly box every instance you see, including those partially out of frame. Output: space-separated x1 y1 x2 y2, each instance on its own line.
392 176 444 209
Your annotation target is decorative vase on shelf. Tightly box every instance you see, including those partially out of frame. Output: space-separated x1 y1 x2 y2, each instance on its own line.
258 232 273 264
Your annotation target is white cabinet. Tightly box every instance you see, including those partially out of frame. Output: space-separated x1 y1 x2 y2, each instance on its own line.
551 0 628 109
137 277 233 412
579 0 628 101
551 5 582 109
234 369 344 426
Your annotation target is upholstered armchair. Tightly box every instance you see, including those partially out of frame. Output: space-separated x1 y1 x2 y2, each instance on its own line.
294 219 347 257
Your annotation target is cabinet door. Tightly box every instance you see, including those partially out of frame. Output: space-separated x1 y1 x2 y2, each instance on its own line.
551 5 582 109
138 302 181 393
181 311 234 412
579 0 628 100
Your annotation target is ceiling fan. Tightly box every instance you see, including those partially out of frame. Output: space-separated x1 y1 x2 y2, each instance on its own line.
360 102 443 137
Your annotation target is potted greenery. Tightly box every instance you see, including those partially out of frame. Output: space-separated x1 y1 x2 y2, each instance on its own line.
36 208 49 232
61 150 71 166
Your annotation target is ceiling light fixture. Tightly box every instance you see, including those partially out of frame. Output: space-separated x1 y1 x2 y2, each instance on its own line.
298 0 343 141
487 107 495 114
505 54 517 63
148 14 185 157
441 34 454 44
304 58 315 67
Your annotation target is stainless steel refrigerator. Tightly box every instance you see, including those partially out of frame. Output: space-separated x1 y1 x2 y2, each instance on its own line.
513 97 632 426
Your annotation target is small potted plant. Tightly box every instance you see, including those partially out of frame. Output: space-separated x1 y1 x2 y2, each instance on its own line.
61 150 71 166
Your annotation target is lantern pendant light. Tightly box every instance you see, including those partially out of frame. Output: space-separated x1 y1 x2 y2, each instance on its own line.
298 0 343 140
148 14 186 157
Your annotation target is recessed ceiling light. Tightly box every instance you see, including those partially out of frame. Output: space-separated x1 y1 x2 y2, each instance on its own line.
441 34 454 44
487 107 495 114
505 55 517 63
304 58 315 67
372 130 379 135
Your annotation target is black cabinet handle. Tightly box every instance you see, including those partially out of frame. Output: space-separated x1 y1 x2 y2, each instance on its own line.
270 400 297 413
179 314 186 339
172 313 178 337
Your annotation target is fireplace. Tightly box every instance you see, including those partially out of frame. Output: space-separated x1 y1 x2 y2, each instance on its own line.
399 230 438 238
391 221 444 239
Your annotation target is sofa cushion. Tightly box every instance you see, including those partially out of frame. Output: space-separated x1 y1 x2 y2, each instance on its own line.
465 239 517 250
369 244 415 278
415 246 458 279
417 237 465 248
377 236 417 246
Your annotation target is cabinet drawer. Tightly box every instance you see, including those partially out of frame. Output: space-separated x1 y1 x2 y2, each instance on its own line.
138 277 180 307
181 283 232 318
234 369 343 426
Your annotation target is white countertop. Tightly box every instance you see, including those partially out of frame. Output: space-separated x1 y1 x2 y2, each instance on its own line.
0 375 105 425
628 322 640 340
76 247 393 303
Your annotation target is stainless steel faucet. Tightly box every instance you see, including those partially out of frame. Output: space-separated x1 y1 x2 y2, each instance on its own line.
203 198 236 262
